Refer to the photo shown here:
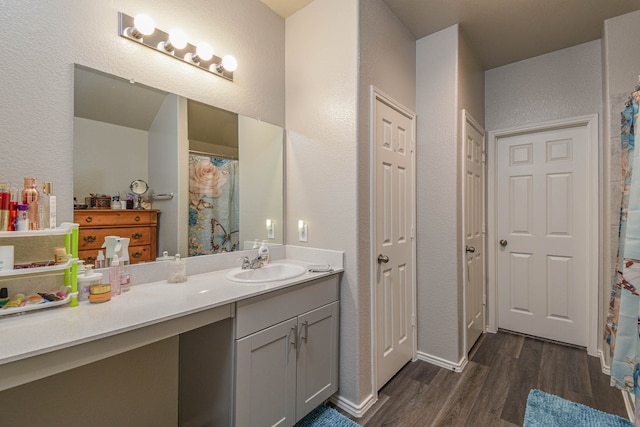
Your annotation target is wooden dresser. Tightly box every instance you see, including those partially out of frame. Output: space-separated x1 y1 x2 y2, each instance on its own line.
74 209 159 264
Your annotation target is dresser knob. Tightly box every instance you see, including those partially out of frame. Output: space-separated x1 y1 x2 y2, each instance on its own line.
132 251 143 258
134 216 140 222
86 256 96 262
83 235 97 243
85 216 93 223
131 233 143 239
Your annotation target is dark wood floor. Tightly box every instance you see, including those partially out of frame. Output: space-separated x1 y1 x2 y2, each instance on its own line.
352 331 628 426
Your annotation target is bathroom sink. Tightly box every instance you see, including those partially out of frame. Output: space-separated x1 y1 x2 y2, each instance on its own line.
226 263 306 283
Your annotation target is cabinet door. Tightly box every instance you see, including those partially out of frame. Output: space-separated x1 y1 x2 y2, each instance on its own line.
236 317 298 427
296 302 339 420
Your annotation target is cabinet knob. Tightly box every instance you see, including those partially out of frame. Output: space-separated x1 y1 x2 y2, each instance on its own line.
131 233 143 240
131 251 143 258
134 216 140 222
85 216 93 223
83 235 97 243
86 256 96 262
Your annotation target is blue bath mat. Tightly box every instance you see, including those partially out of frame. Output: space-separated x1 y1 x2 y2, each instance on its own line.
294 404 361 427
524 389 632 426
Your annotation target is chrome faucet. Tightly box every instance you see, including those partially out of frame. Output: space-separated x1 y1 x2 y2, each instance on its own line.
238 255 264 269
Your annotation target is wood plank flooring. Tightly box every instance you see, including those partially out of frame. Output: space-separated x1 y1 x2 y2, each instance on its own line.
350 331 628 426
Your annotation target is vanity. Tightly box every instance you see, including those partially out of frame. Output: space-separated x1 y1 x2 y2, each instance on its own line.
0 247 342 427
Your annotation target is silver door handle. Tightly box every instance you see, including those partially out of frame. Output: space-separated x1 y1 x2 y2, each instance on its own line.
499 239 508 247
377 254 389 264
465 246 475 253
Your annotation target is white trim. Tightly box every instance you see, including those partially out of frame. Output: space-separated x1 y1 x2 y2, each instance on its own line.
369 86 417 396
330 393 377 419
416 351 468 373
487 114 599 355
460 109 487 355
598 349 611 375
621 390 635 422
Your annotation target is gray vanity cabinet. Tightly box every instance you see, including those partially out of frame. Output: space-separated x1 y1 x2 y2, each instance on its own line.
234 276 340 427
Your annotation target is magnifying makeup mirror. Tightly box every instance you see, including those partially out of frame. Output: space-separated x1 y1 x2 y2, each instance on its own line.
130 179 149 209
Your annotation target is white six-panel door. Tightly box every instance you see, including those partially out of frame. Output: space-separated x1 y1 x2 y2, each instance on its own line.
373 88 416 389
496 125 588 346
463 112 485 353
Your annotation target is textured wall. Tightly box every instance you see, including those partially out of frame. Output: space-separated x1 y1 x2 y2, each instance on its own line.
285 0 361 407
485 40 602 131
358 0 416 404
601 10 640 364
416 25 460 363
0 0 285 222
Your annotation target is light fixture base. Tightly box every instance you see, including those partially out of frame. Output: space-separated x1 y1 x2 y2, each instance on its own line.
118 12 234 81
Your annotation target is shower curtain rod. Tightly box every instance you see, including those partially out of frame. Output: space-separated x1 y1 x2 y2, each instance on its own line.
188 149 237 160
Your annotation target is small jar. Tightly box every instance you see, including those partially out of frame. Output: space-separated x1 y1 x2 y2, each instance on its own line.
167 254 187 283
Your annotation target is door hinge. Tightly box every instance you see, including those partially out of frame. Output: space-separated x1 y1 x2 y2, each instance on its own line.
482 294 487 306
411 314 416 327
411 226 415 239
411 140 415 153
481 150 486 163
481 223 486 233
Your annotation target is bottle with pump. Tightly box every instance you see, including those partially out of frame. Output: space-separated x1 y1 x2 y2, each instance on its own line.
21 177 39 230
0 181 10 231
96 250 106 269
109 254 121 296
258 240 269 264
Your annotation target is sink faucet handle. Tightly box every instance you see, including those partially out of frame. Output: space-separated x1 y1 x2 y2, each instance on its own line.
238 256 251 269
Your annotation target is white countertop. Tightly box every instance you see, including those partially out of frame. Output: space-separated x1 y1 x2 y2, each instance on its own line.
0 259 342 367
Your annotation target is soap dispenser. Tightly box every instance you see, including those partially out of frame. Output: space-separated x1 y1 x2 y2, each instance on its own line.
167 254 187 283
258 240 269 264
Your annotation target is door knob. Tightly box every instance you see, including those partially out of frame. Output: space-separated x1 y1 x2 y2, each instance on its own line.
499 239 508 247
377 254 389 264
465 246 475 253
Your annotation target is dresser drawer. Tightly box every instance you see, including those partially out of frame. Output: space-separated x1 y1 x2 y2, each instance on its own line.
79 245 152 265
79 227 152 250
75 210 157 227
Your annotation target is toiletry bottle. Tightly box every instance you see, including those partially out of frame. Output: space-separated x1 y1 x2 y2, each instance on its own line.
0 181 10 231
96 250 106 269
21 177 39 230
15 204 29 231
8 188 18 231
0 288 8 307
252 239 260 249
259 240 269 264
39 182 56 230
109 254 121 296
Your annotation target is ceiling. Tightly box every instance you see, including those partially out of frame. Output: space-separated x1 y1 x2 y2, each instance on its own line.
261 0 640 69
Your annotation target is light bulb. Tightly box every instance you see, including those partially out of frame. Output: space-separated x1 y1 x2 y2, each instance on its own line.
298 220 304 231
266 219 272 228
196 42 214 61
133 14 155 36
221 55 238 72
169 30 188 50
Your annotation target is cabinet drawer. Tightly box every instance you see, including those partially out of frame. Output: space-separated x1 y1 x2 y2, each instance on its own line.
236 275 339 339
79 245 152 265
74 210 157 227
79 227 152 250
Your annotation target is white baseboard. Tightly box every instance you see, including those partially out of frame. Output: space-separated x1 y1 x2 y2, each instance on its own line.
598 349 611 375
415 351 468 372
330 393 377 418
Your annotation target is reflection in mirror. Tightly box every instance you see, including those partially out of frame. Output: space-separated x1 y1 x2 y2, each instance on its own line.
72 64 284 264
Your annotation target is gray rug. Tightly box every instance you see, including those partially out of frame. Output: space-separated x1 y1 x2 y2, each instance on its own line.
294 404 361 427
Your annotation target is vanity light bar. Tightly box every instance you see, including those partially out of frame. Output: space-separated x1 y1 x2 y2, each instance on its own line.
118 12 236 81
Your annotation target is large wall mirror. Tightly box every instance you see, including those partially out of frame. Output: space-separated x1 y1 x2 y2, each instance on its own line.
73 64 283 262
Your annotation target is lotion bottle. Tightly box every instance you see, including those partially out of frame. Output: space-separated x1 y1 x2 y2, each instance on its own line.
258 240 269 264
109 254 121 296
39 182 56 230
21 177 39 230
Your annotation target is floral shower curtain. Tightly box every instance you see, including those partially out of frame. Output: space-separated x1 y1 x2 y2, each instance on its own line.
188 154 239 256
607 89 640 416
